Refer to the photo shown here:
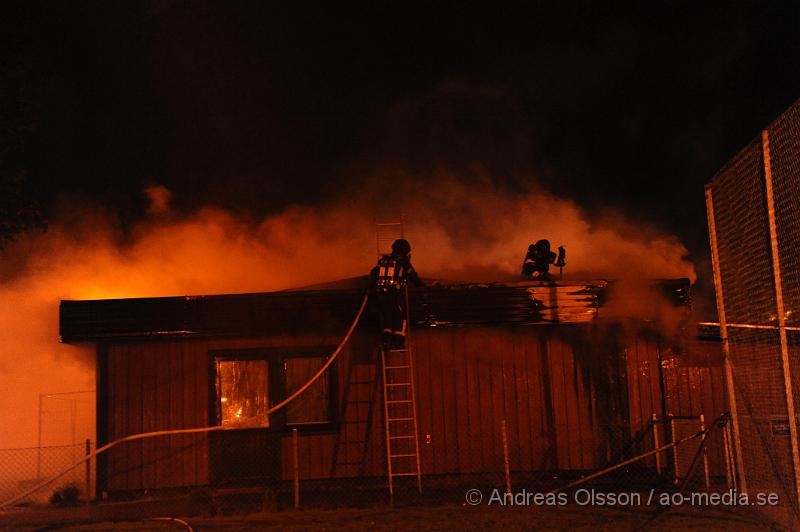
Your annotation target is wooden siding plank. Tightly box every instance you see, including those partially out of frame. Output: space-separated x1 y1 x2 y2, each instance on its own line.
195 340 209 485
549 335 569 469
536 331 556 470
141 345 156 489
317 433 331 480
627 340 643 439
432 330 449 475
648 339 663 420
488 331 507 472
500 332 520 471
337 352 354 477
460 329 475 474
368 345 385 478
573 342 593 469
127 343 143 491
441 330 459 474
154 342 171 487
170 341 185 486
476 329 495 472
417 329 434 475
513 330 532 471
426 329 442 474
526 330 546 469
664 366 678 415
341 355 357 479
487 329 503 472
640 338 654 431
560 337 581 469
451 329 469 474
304 432 319 480
679 367 693 416
454 329 472 474
181 343 195 486
107 347 121 491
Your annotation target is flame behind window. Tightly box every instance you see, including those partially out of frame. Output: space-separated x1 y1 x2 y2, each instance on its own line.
216 359 269 429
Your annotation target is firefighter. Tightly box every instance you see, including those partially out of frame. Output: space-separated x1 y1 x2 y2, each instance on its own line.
522 239 566 279
371 238 424 350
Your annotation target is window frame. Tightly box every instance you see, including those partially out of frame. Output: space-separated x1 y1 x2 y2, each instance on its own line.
209 346 339 433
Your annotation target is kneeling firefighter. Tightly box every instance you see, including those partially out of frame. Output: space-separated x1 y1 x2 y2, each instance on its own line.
522 239 566 279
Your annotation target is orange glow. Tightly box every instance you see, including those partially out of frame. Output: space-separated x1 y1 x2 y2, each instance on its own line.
0 179 695 448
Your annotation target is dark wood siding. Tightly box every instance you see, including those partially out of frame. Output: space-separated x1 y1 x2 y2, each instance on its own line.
624 335 728 478
100 325 726 492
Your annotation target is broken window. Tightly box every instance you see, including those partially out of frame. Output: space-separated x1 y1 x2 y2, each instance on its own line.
285 357 331 425
216 359 269 429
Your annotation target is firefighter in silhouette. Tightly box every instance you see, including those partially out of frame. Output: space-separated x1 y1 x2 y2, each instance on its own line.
371 238 424 350
522 239 566 279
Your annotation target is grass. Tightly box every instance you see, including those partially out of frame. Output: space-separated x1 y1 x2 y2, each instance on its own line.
4 501 782 531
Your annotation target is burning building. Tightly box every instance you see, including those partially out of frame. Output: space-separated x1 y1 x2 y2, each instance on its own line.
58 275 729 501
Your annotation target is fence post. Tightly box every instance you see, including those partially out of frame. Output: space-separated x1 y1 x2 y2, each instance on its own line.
762 129 800 508
85 439 91 504
705 185 747 493
699 415 710 490
37 393 43 479
724 420 737 490
292 428 300 509
670 417 679 484
652 413 662 474
501 420 511 497
723 419 733 489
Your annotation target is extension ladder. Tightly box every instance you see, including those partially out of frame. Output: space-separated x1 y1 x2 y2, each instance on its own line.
375 222 403 259
375 216 422 498
381 345 423 499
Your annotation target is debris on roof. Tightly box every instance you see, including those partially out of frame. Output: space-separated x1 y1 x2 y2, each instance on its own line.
60 278 690 342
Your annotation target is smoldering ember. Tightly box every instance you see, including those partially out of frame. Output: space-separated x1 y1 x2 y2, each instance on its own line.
2 3 800 530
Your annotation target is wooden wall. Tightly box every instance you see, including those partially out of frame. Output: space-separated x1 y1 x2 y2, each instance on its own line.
100 325 726 493
625 333 728 478
103 334 339 491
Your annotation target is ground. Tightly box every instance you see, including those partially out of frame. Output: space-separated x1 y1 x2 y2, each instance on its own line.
0 503 783 531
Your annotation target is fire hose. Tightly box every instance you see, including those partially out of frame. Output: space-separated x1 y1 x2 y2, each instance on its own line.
0 289 370 509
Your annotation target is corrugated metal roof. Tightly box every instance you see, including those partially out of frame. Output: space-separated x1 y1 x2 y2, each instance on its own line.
59 278 690 343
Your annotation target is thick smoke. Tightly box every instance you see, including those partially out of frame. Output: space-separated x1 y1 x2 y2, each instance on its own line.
0 179 694 448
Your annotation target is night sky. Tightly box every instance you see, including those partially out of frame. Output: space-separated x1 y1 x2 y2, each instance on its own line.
4 2 800 273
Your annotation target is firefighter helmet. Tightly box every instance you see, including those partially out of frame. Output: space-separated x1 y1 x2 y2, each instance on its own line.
535 239 551 254
391 238 411 256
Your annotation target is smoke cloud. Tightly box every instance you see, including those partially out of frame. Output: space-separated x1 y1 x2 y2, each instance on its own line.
0 178 694 448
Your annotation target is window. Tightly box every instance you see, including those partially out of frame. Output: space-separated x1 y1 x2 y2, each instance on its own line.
216 359 269 429
213 349 335 430
285 357 331 425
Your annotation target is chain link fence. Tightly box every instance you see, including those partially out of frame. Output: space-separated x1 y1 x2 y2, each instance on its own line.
0 374 772 529
0 442 93 506
38 391 95 448
707 96 800 529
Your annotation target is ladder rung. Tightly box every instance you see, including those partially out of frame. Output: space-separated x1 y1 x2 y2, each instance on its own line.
391 472 419 477
389 435 415 440
387 349 408 353
385 365 409 369
390 453 417 458
388 417 415 421
386 382 410 387
386 399 412 404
